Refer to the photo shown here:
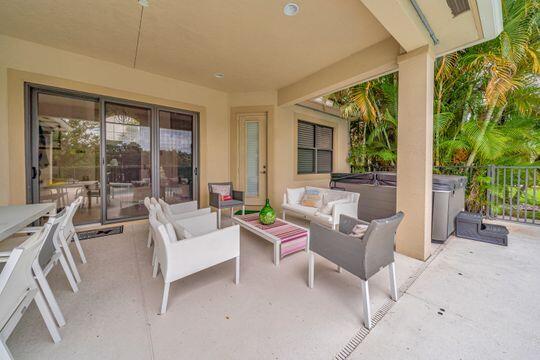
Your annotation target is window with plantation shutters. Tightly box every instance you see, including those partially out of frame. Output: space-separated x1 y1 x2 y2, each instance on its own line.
297 120 333 174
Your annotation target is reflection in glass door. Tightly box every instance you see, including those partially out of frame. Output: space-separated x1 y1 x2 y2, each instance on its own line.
104 102 152 221
29 86 199 225
36 92 101 224
158 110 196 204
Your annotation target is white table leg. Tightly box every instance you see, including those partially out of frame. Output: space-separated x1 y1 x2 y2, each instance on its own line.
274 241 280 267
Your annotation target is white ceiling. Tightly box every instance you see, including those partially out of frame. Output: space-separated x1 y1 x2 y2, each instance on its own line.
0 0 392 92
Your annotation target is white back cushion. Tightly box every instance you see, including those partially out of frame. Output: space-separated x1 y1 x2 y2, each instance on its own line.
211 184 231 196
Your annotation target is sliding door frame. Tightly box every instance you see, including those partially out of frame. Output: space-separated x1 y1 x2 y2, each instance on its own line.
154 106 199 207
25 83 200 225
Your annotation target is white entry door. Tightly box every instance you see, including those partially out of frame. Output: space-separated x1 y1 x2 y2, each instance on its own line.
238 113 267 206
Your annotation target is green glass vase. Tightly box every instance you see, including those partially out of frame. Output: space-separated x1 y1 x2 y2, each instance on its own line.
259 198 276 225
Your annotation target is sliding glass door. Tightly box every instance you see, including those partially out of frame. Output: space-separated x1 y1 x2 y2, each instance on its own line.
33 91 101 224
27 85 199 225
104 102 152 221
158 110 197 204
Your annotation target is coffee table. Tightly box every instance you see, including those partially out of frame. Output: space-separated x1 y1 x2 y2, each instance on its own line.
232 213 309 266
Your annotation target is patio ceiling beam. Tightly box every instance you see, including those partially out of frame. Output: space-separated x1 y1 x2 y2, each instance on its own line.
360 0 432 52
277 38 400 106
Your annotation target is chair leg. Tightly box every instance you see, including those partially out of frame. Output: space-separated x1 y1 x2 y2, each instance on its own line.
160 282 170 315
59 235 81 283
58 251 79 293
337 265 343 273
0 337 13 360
282 210 286 220
33 263 66 327
151 247 156 266
361 279 372 330
242 205 245 215
235 256 240 284
308 252 315 288
153 260 159 278
389 262 398 301
217 209 221 229
71 232 87 264
34 289 62 343
147 228 152 248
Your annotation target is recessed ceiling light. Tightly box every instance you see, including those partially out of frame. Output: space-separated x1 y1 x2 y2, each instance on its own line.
138 0 149 7
214 72 225 79
283 3 299 16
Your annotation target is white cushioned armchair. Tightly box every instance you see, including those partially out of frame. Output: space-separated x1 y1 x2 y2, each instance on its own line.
282 186 359 229
148 207 240 314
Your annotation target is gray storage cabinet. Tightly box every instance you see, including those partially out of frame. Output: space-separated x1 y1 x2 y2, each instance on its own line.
330 172 467 242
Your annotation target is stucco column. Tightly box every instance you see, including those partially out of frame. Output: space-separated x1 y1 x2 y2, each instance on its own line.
396 46 434 261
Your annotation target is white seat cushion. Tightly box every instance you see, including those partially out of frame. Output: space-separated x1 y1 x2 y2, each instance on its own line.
282 203 319 216
313 212 333 224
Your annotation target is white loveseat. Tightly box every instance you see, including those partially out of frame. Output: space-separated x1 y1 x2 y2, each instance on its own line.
282 186 359 229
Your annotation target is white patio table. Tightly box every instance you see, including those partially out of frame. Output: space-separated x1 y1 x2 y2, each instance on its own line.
0 203 56 241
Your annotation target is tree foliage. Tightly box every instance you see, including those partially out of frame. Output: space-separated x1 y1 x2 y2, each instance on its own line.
329 0 539 172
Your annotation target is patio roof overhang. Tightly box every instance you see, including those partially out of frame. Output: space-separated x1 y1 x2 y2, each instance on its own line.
0 0 503 261
0 0 502 98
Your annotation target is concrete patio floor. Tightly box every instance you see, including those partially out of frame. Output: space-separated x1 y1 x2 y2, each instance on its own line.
351 220 540 360
5 216 539 359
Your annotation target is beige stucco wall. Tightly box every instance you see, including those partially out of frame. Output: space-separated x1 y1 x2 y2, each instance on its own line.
229 91 349 212
0 35 350 217
0 34 229 207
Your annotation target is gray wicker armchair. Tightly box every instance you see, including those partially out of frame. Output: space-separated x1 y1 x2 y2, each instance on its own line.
308 212 404 329
208 182 245 228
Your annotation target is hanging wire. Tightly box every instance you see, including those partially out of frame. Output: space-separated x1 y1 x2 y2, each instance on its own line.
133 6 145 68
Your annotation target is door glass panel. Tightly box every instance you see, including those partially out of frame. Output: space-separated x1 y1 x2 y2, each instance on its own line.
246 122 259 197
158 110 194 204
37 93 100 224
105 102 151 220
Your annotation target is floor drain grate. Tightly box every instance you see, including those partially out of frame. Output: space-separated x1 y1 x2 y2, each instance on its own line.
334 243 447 359
77 226 124 240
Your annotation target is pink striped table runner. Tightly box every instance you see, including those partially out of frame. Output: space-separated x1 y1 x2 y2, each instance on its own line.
236 213 308 258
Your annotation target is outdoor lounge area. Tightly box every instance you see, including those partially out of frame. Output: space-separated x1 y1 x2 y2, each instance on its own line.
3 217 539 359
0 0 539 359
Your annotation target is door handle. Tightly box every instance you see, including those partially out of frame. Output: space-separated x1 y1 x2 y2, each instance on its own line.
31 167 37 179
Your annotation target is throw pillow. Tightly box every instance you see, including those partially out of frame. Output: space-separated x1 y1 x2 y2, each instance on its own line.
301 189 323 208
171 222 193 240
211 184 231 196
220 194 232 201
320 198 349 215
286 187 305 204
164 223 179 242
349 224 369 238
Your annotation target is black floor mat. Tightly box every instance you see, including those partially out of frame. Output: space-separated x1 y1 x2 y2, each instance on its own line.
77 226 124 240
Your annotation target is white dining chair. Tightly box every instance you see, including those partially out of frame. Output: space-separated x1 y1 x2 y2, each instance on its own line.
58 197 86 283
0 223 61 359
144 197 153 248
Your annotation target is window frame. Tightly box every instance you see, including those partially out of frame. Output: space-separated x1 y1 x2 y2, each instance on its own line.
297 120 334 174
